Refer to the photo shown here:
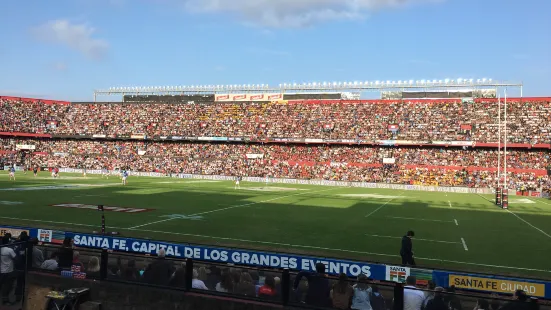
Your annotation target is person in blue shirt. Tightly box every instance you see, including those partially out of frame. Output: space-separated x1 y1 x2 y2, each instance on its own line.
9 166 16 181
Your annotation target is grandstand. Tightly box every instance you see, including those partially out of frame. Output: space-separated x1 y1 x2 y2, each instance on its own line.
1 78 551 309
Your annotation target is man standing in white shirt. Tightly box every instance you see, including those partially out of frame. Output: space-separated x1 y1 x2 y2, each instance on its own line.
0 236 17 305
403 276 425 310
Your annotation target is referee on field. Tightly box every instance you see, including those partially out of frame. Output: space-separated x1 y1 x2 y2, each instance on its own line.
400 230 416 266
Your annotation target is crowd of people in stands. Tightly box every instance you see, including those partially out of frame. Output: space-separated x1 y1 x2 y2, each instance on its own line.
1 138 550 191
2 98 551 144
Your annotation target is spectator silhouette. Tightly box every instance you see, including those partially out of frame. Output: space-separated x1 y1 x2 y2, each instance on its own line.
293 262 331 308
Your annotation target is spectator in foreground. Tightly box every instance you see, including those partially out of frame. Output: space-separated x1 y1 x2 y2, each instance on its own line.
404 276 425 310
476 299 490 310
235 272 255 296
121 259 140 281
445 286 462 310
351 274 373 310
216 271 234 293
40 253 59 271
370 285 387 310
331 273 354 309
169 264 186 288
57 237 74 269
1 235 16 305
87 257 101 278
191 269 208 290
293 262 331 307
258 275 277 299
499 289 529 310
143 248 173 286
72 251 84 270
31 238 44 268
423 280 437 308
425 287 447 310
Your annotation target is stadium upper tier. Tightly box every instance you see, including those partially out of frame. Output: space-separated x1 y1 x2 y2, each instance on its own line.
1 96 551 145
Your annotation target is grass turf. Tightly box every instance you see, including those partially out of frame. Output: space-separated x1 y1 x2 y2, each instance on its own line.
1 171 551 280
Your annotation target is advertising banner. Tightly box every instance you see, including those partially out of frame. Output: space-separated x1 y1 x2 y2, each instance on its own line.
0 227 29 238
130 134 146 140
198 137 228 141
448 274 546 298
67 233 385 278
15 144 36 150
246 154 264 159
383 158 396 164
386 265 410 283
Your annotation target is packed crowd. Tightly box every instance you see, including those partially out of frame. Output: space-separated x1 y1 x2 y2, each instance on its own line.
2 98 551 144
1 138 550 191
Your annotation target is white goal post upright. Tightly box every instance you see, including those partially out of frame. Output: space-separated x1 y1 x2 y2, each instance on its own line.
497 92 501 189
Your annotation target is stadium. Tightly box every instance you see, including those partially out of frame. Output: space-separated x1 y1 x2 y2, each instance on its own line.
1 77 551 309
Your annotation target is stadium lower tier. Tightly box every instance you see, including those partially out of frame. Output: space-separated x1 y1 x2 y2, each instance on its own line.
1 138 550 191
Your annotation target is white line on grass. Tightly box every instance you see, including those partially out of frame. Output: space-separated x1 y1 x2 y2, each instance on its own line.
0 216 100 228
529 198 551 206
506 209 551 240
365 192 404 218
476 194 551 240
454 219 459 226
1 215 550 273
365 234 461 244
385 216 454 223
128 187 337 229
461 238 469 251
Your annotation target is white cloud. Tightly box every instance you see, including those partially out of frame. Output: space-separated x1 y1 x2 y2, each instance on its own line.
182 0 436 28
52 62 69 71
32 20 109 60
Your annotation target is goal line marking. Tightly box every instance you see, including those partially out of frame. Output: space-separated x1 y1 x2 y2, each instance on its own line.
1 215 550 273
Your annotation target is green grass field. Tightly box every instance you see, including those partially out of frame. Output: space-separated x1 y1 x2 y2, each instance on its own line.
1 171 551 279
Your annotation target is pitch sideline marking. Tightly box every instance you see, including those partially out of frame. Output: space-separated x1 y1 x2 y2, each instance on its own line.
365 192 404 218
461 238 469 251
385 216 454 223
365 234 460 244
128 187 337 229
0 215 550 273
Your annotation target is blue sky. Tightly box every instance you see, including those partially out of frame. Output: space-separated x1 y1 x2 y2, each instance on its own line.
0 0 549 101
